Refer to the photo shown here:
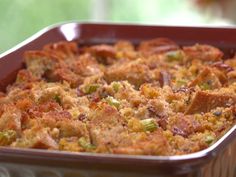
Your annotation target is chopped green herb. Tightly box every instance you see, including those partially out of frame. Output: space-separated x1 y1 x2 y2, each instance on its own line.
106 96 120 108
176 79 187 86
84 84 100 94
54 94 61 104
112 82 121 92
140 119 157 132
205 135 215 144
199 82 211 90
0 130 17 146
78 137 95 150
166 51 183 62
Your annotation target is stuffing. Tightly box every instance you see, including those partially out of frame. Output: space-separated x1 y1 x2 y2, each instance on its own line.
0 39 235 156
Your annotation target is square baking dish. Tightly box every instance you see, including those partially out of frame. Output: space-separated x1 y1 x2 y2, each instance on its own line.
0 22 236 177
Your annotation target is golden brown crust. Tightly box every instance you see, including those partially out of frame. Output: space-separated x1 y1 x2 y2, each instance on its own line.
188 67 222 89
138 38 179 56
0 40 235 156
185 91 236 114
183 44 223 61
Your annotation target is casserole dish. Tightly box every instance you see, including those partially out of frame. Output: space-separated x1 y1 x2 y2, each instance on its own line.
0 22 236 177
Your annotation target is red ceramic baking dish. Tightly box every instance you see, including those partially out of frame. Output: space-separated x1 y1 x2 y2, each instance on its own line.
0 22 236 177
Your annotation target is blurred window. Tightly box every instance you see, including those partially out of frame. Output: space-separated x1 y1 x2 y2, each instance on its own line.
0 0 233 53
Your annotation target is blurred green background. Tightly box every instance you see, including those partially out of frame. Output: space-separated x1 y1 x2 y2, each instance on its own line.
0 0 233 53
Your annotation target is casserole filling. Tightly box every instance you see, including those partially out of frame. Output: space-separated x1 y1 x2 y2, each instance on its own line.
0 38 235 155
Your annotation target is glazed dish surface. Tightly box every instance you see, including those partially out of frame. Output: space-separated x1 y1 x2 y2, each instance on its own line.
0 38 235 156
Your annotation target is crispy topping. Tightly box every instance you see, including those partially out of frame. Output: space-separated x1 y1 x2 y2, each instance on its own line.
1 39 235 156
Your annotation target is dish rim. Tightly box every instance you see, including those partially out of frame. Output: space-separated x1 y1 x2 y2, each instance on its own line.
0 21 236 164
